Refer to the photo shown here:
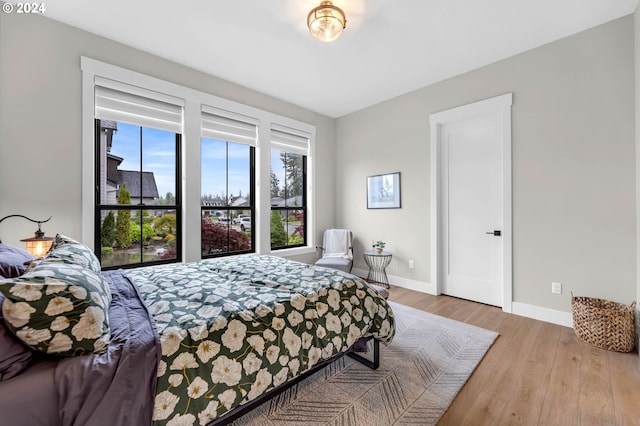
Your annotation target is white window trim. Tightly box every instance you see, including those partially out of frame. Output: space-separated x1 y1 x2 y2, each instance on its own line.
81 57 316 262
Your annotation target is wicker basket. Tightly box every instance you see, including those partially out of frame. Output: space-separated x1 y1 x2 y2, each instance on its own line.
571 295 636 353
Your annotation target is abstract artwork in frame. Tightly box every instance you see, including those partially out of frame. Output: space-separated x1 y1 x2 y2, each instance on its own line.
367 172 401 209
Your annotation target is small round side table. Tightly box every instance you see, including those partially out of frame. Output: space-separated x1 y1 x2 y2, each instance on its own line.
363 250 392 288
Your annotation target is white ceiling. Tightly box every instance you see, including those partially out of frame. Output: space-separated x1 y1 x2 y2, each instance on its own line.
26 0 638 118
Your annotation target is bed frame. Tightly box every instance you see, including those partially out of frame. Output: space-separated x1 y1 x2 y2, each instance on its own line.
210 336 380 425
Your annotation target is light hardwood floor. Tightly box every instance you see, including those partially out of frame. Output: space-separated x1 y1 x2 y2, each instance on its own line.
388 285 640 426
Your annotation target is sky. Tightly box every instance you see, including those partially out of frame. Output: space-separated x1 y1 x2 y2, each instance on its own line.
201 138 251 199
110 122 285 200
110 122 176 198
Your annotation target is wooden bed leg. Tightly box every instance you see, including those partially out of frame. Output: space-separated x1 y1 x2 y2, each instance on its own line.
347 338 379 370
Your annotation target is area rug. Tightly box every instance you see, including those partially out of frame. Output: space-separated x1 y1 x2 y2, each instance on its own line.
230 301 499 425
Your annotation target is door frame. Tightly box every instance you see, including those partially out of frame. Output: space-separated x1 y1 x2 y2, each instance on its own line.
429 93 513 312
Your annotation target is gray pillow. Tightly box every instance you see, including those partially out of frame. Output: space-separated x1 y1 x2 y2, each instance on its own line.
0 243 36 278
0 294 33 380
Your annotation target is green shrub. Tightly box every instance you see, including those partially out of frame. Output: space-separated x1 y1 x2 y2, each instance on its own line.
270 211 287 247
101 211 116 247
288 233 303 245
130 222 155 244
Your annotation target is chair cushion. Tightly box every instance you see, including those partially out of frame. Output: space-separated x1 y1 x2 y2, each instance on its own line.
315 257 352 272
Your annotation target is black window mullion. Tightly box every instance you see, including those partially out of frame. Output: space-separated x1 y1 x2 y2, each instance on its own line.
284 152 289 201
250 147 255 249
95 119 182 270
200 140 254 259
139 126 143 206
271 152 306 250
225 142 230 253
94 119 102 256
138 127 143 260
174 133 182 262
302 156 307 245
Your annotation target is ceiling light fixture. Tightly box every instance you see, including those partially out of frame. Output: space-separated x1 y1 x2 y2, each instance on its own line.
307 1 347 42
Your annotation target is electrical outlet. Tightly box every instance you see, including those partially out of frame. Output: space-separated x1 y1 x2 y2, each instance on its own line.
551 282 562 294
408 260 415 269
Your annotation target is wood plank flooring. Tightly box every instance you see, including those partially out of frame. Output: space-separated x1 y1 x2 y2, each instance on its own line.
387 285 640 426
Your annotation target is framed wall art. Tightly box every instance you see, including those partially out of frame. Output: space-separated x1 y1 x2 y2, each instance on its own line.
367 172 401 209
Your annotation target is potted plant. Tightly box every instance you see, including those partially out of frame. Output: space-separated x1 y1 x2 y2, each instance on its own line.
372 240 386 254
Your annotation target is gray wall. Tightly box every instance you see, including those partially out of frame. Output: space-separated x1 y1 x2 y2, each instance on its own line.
635 5 640 349
0 11 336 265
337 16 636 313
1 9 636 316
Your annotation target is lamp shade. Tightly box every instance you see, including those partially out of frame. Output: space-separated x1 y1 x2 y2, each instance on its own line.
21 230 53 257
0 214 54 257
307 1 346 42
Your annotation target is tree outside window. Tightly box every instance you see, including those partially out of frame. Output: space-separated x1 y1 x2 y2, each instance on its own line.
270 150 306 249
200 138 254 257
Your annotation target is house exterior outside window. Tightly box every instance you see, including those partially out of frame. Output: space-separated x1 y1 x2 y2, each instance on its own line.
200 139 255 257
95 120 182 269
270 127 309 250
200 107 257 258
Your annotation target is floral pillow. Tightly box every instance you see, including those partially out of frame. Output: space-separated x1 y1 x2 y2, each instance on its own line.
43 234 102 274
0 260 111 356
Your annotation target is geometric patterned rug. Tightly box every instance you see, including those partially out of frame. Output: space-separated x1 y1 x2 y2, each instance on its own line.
230 301 499 425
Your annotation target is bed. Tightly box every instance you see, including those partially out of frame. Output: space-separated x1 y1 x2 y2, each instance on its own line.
0 236 395 425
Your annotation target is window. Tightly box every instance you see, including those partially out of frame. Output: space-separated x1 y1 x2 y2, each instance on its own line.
201 107 256 257
82 58 316 261
94 79 183 269
270 126 309 250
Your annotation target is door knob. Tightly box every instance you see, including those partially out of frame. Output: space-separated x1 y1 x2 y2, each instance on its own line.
485 230 501 236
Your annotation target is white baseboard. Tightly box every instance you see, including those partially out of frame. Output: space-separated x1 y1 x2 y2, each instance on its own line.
511 302 574 328
352 267 573 328
352 267 437 295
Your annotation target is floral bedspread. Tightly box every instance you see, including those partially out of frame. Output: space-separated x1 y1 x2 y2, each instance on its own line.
126 254 395 426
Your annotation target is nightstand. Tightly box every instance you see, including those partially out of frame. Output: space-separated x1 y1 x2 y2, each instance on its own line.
362 250 392 288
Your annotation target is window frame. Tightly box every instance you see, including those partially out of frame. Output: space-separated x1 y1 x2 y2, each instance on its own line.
94 119 183 270
200 139 255 258
270 152 307 250
81 57 317 264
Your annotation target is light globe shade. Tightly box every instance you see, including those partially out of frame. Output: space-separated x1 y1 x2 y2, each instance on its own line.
21 226 53 257
21 238 53 257
21 235 54 257
307 1 346 42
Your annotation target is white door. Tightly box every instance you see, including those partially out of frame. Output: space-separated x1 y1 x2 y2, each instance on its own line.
441 115 502 306
430 93 512 309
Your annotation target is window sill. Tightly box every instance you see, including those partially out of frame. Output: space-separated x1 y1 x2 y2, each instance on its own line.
268 246 317 258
